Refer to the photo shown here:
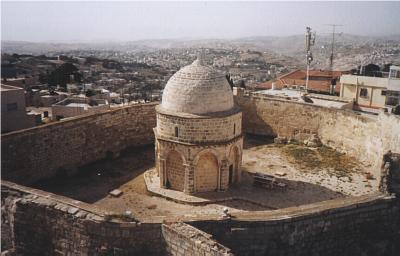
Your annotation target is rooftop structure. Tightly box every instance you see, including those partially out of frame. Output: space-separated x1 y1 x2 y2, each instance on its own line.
1 84 39 133
254 89 353 109
256 69 349 95
51 97 109 120
340 65 400 111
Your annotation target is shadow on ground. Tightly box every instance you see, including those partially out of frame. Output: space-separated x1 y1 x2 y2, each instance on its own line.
172 171 344 210
243 134 274 149
32 144 154 203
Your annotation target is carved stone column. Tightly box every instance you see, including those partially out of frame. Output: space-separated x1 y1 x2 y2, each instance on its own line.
219 159 229 191
183 162 194 194
237 149 243 183
159 156 166 188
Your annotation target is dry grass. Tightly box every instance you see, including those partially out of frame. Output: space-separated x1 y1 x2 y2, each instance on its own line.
282 144 359 179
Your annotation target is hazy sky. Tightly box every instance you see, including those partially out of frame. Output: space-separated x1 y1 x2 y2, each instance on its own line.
2 1 400 42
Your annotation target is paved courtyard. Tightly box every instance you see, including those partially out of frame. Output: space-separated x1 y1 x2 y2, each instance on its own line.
33 136 377 221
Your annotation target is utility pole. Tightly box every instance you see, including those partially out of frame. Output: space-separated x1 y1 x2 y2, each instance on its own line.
305 27 316 93
325 24 343 72
325 24 343 94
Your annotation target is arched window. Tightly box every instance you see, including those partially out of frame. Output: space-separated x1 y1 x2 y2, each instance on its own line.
174 127 179 137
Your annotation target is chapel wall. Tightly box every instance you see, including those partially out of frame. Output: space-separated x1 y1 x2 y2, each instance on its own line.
156 138 243 192
156 112 242 143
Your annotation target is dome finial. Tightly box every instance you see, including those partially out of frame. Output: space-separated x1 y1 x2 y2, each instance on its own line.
195 49 205 65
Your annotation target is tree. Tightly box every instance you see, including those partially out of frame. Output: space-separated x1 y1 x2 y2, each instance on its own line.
358 63 381 77
85 89 96 98
47 63 82 87
239 80 246 89
382 63 392 73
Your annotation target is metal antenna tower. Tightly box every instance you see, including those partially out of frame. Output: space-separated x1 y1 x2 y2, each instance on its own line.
305 27 316 93
325 24 343 72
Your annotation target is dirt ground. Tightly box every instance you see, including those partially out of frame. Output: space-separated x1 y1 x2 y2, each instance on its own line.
242 136 377 196
33 136 378 221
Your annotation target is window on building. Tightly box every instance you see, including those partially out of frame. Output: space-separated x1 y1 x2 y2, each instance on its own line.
386 91 400 106
6 103 18 111
233 123 236 135
381 90 387 96
389 69 400 79
174 127 179 137
360 88 368 97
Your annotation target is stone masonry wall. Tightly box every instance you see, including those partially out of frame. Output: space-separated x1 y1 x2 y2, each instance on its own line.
191 194 400 256
2 181 400 255
162 222 232 256
2 181 233 256
1 181 166 255
235 93 400 169
166 150 185 191
156 111 242 144
1 103 157 185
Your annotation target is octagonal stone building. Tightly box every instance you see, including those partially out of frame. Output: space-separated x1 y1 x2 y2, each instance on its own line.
154 57 243 194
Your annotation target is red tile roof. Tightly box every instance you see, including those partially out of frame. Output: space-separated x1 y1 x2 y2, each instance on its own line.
256 69 349 94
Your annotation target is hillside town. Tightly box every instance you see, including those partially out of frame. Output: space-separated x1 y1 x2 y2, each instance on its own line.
2 36 400 133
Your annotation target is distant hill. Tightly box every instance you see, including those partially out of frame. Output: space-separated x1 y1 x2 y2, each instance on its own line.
3 34 400 55
232 34 400 54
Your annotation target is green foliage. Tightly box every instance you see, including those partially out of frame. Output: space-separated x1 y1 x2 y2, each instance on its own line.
85 89 96 97
47 63 82 87
102 59 123 71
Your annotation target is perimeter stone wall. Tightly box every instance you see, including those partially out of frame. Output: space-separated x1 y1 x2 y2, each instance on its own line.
162 222 232 256
190 195 400 256
1 103 157 185
235 93 400 169
2 181 400 256
1 181 233 256
1 181 165 255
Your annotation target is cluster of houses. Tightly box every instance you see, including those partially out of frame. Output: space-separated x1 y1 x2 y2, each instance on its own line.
2 61 399 134
256 65 400 114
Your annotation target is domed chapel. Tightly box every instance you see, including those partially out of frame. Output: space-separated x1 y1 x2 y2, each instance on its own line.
154 56 243 194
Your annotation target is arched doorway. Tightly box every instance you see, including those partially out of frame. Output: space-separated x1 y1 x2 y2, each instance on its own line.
195 152 219 192
166 150 185 191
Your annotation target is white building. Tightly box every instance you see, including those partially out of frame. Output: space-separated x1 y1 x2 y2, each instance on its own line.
1 84 39 133
51 97 109 120
340 65 400 111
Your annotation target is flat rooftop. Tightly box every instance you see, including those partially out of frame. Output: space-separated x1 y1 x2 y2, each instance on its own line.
65 103 98 110
256 89 351 109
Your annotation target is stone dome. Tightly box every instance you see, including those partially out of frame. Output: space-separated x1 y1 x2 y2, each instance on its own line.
160 58 234 115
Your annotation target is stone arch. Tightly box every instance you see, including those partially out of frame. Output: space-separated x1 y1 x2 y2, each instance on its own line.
164 146 187 164
166 150 185 191
228 145 241 184
193 148 220 166
194 151 219 192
